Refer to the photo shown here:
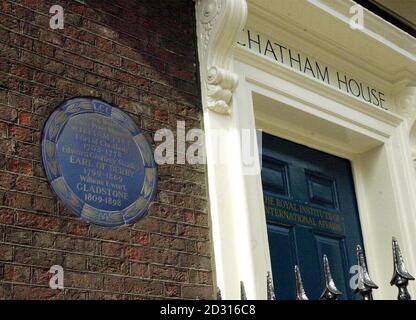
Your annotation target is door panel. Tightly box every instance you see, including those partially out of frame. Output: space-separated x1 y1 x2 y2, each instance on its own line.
267 224 297 300
262 133 364 300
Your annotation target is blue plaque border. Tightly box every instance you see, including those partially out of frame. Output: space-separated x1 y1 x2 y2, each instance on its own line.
41 97 158 228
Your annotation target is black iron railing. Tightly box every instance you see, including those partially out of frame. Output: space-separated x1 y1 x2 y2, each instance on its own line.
217 237 415 300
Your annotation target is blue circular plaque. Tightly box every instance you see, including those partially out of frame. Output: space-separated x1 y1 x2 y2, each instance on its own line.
41 97 157 227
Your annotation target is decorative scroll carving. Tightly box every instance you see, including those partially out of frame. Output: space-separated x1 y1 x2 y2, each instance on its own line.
196 0 247 114
206 66 239 114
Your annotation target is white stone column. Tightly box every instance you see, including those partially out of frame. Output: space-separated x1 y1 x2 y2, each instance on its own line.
395 85 416 165
196 0 268 299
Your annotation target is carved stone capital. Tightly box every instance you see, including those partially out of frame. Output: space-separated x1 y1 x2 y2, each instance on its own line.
395 85 416 162
395 86 416 123
196 0 247 115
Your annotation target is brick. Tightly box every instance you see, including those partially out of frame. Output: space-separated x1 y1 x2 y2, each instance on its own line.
0 244 13 261
0 171 16 189
15 176 52 196
6 158 33 175
150 265 188 282
54 50 93 71
4 191 32 210
87 292 123 299
94 63 113 77
195 212 209 226
16 211 60 231
189 270 212 285
196 241 211 256
130 262 149 278
66 66 85 81
177 224 207 239
65 272 103 290
32 267 53 285
8 93 31 111
95 37 113 51
33 232 56 248
0 0 210 300
0 122 7 139
10 64 33 79
186 240 198 254
103 275 124 292
9 126 32 142
150 234 186 251
55 235 100 255
87 256 128 274
89 226 130 242
102 242 124 258
0 43 19 59
32 40 54 57
124 278 163 296
44 61 65 75
63 253 87 270
0 208 14 224
33 196 56 214
33 71 56 87
131 230 149 245
13 285 63 300
0 105 18 122
40 30 64 46
124 246 145 261
182 285 213 299
167 63 195 82
64 289 87 300
3 264 31 283
165 283 181 297
64 220 89 237
5 227 32 245
86 21 119 40
15 142 41 161
0 283 12 299
179 254 211 270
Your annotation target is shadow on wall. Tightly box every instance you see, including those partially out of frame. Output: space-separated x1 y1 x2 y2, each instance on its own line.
80 0 201 108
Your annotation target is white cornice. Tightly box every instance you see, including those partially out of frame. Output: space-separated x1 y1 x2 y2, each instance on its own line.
308 0 415 61
247 0 416 86
196 0 248 115
234 47 403 128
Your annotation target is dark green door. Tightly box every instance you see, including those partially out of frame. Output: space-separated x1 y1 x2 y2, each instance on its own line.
262 133 364 300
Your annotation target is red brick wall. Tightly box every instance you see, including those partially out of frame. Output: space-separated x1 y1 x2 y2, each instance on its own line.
0 0 213 299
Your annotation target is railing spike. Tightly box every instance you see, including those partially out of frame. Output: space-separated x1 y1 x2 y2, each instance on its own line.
294 265 308 300
320 255 342 300
240 281 247 300
355 245 378 300
267 271 276 300
216 287 222 300
390 237 415 300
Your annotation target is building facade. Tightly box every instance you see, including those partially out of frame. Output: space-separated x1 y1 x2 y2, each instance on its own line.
0 0 416 300
0 0 213 299
196 0 416 300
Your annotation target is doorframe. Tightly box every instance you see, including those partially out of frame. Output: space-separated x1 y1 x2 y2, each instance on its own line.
224 56 416 299
195 0 416 300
